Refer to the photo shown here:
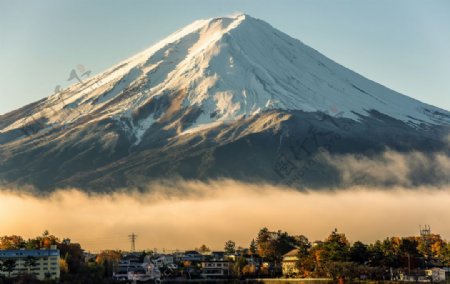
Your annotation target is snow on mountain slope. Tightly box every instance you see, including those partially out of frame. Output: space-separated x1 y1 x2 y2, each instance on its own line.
1 14 449 144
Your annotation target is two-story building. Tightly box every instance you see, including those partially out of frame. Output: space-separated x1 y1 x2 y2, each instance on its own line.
281 248 299 277
200 260 230 279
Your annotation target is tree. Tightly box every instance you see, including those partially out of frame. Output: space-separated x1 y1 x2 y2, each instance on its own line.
23 256 37 274
295 235 313 277
274 231 300 258
350 241 369 264
0 235 25 250
58 242 84 274
231 256 248 278
322 229 350 262
196 244 210 253
24 231 59 250
256 227 274 259
1 258 17 279
323 261 357 282
255 228 299 261
95 250 122 277
400 238 419 256
224 240 236 254
367 240 384 267
249 239 257 255
440 242 450 266
295 235 311 257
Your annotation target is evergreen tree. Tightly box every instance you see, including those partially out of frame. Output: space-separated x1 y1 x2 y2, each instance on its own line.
349 241 369 264
249 239 257 255
224 240 236 254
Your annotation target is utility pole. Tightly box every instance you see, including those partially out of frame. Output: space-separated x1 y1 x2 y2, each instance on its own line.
128 233 138 252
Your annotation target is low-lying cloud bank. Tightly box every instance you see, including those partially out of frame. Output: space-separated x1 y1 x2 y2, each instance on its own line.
1 147 449 251
1 180 449 252
322 150 450 187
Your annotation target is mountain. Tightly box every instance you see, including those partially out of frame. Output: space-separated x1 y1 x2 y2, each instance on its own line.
0 14 449 192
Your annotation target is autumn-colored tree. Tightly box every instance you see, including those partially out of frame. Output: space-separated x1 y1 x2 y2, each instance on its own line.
41 231 59 249
231 256 248 278
59 258 69 274
242 263 257 277
417 234 444 259
0 235 25 249
256 227 275 259
255 228 299 261
58 242 84 274
23 231 59 250
96 250 122 277
440 242 450 266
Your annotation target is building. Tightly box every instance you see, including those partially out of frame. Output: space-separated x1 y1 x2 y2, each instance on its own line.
425 268 446 282
281 248 299 277
0 245 60 280
200 260 230 279
182 250 203 262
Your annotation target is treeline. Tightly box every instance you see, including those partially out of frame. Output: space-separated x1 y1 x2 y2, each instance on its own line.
238 227 450 280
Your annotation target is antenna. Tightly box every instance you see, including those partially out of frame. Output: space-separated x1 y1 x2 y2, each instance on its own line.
419 225 431 259
128 233 138 252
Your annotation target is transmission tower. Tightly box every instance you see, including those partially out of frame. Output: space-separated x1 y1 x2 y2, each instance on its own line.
420 225 431 259
128 233 138 252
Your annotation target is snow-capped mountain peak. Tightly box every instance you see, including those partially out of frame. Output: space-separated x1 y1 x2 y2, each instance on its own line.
1 14 449 141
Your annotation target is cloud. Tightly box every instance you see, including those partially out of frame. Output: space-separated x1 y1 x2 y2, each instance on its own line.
1 180 449 252
321 150 450 187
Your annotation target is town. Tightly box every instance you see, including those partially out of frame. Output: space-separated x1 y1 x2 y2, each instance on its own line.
0 226 449 283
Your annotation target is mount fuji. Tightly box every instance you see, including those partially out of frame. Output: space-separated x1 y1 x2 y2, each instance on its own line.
0 14 449 191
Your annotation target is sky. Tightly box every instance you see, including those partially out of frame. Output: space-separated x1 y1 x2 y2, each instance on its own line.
0 0 449 115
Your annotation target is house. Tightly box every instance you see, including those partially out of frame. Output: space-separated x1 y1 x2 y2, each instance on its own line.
281 248 299 277
0 245 60 280
182 250 203 262
210 251 225 261
151 254 176 268
113 259 143 281
200 260 230 279
425 268 446 282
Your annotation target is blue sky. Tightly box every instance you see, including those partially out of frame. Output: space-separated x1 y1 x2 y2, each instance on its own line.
0 0 449 115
